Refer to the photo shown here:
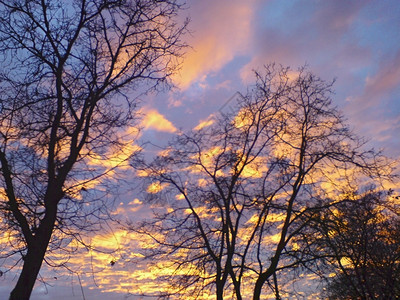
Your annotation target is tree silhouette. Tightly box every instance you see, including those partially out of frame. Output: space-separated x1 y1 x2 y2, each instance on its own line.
0 0 186 299
311 190 400 299
133 65 393 299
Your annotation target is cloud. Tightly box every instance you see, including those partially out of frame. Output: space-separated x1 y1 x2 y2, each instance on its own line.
146 182 167 194
141 108 177 133
344 50 400 156
232 0 400 158
311 0 369 35
87 143 141 170
174 0 256 89
363 51 400 104
193 116 215 130
239 0 371 83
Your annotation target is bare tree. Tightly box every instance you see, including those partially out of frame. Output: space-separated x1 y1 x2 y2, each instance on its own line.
133 65 393 299
307 190 400 299
0 0 186 299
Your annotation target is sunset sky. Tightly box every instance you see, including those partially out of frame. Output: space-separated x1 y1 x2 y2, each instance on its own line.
1 0 399 299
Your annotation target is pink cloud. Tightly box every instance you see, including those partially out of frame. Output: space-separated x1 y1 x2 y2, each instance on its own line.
174 0 256 89
346 50 400 114
364 52 400 100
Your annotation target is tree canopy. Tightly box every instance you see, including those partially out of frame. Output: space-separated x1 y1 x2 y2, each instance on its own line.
312 190 400 299
133 65 394 299
0 0 186 298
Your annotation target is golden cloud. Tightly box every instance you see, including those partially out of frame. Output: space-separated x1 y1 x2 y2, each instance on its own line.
194 117 215 131
141 109 177 133
146 182 167 194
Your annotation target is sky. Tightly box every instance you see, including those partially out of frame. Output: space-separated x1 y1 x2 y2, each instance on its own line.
1 0 400 299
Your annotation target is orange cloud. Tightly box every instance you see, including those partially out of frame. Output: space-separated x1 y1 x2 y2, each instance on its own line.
141 109 177 133
193 116 215 130
88 143 141 170
174 0 255 89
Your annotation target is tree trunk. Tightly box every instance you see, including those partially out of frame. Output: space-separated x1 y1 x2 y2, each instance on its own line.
9 203 57 300
253 268 274 300
253 276 265 300
216 278 225 300
216 284 223 300
9 244 47 300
